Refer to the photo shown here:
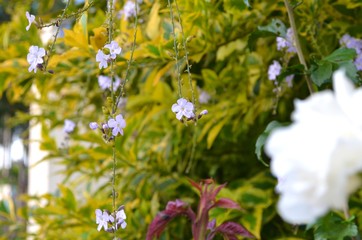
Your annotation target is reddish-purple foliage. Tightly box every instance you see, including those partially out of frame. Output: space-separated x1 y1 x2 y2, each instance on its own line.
146 179 254 240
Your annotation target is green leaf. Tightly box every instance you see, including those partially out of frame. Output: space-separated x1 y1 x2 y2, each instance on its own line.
313 213 358 240
248 19 286 50
323 48 357 64
255 121 287 166
310 60 333 87
224 0 250 13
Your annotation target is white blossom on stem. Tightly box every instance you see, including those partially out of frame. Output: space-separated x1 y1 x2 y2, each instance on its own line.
27 46 46 73
108 114 126 136
96 50 109 69
171 98 195 120
104 41 122 59
95 209 113 231
26 11 35 31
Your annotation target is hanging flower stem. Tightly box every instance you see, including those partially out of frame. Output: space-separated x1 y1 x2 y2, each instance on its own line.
283 0 314 94
107 0 117 238
174 0 195 107
114 0 138 114
43 0 71 72
167 0 183 98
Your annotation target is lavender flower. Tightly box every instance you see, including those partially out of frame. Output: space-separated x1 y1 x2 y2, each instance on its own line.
89 122 99 130
95 209 113 231
98 75 121 91
63 119 76 133
104 41 122 59
198 88 211 104
108 114 126 136
119 1 137 20
171 98 195 120
340 34 362 54
354 54 362 71
285 74 294 88
27 46 46 73
96 50 109 69
26 11 35 31
115 209 127 229
268 60 282 81
276 28 296 53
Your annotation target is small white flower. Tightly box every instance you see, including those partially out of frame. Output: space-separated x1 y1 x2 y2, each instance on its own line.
108 114 126 136
27 46 46 73
96 50 109 69
63 119 76 133
89 122 99 130
115 209 127 229
171 98 195 120
26 11 35 31
95 209 112 231
265 69 362 224
104 41 122 59
98 75 121 91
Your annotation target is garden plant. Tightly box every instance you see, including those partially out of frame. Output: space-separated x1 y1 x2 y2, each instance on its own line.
0 0 362 239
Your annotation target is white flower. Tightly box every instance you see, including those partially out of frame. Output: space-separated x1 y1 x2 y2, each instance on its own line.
171 98 195 120
98 75 121 91
63 119 76 133
108 114 126 136
265 69 362 224
95 209 113 231
104 41 122 59
27 46 46 73
115 209 127 229
26 11 35 31
96 50 109 69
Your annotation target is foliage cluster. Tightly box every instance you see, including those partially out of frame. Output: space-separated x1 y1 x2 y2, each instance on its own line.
0 0 362 239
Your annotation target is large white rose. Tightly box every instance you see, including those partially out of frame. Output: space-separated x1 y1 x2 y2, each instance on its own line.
265 70 362 224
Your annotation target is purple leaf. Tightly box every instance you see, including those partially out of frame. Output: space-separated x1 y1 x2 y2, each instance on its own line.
146 199 195 240
212 198 241 210
212 221 255 239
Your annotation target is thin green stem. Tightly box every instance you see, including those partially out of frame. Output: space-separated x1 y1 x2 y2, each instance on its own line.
114 0 138 114
37 2 94 29
168 0 182 98
43 0 71 71
174 0 196 106
107 0 117 238
283 0 314 94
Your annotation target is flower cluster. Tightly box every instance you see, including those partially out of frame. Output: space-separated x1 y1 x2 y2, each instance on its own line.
265 69 362 224
340 34 362 71
96 41 122 69
98 75 121 91
89 114 126 141
95 207 127 232
276 28 297 53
